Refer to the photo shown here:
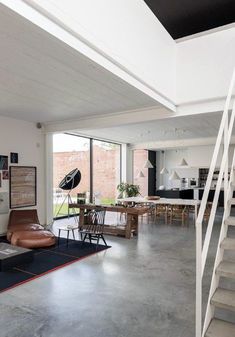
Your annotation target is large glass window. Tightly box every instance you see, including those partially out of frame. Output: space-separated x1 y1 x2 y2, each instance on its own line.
93 140 121 205
133 149 148 196
53 134 121 218
53 134 90 218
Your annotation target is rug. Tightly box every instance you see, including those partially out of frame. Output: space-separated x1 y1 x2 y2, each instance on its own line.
0 237 110 293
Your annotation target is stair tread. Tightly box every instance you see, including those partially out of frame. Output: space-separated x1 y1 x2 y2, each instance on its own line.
206 319 235 337
221 238 235 250
229 198 235 204
211 288 235 311
217 260 235 279
225 216 235 226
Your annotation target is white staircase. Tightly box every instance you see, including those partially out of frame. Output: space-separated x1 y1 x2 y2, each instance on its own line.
196 69 235 337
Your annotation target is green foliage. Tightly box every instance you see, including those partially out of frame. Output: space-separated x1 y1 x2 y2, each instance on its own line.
117 182 140 198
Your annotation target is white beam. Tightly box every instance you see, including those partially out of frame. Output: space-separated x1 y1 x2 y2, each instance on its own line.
44 93 235 134
130 136 235 150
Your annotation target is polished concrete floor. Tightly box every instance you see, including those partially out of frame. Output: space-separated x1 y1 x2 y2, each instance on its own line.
0 212 233 337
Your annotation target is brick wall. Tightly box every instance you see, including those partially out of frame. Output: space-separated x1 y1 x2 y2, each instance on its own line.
53 145 120 200
53 147 148 200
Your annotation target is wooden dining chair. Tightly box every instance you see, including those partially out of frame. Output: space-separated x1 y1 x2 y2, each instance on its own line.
81 209 107 247
203 202 213 224
134 202 155 222
169 204 189 226
187 204 200 222
155 204 168 224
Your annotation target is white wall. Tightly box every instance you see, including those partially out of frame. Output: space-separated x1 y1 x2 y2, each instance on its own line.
177 27 235 104
0 116 45 234
157 145 234 189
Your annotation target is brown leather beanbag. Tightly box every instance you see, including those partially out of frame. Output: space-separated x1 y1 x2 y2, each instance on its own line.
11 230 56 249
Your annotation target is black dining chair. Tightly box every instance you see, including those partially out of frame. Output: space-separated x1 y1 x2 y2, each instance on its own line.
81 209 107 247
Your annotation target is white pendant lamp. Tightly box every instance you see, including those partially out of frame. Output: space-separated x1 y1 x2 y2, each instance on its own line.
160 151 168 174
137 170 145 178
179 158 188 166
169 170 180 181
160 167 169 174
143 159 154 169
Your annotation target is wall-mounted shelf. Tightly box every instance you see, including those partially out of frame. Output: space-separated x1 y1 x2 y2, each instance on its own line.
199 168 230 187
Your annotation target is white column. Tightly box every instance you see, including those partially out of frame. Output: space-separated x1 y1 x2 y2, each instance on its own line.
45 133 54 225
121 144 133 183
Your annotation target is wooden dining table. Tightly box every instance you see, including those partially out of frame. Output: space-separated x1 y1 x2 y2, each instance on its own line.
117 197 201 226
68 203 150 239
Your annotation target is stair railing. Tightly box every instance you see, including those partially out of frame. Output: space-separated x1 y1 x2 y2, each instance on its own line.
196 68 235 337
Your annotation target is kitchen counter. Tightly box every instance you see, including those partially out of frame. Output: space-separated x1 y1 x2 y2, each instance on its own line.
156 189 194 199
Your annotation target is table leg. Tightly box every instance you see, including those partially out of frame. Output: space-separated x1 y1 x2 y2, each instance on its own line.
72 229 75 240
133 214 138 235
58 229 61 245
126 214 132 239
125 214 138 239
67 230 69 245
79 209 84 226
79 209 85 240
195 205 198 227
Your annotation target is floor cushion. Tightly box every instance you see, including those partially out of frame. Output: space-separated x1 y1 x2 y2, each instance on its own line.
11 230 56 249
7 224 44 241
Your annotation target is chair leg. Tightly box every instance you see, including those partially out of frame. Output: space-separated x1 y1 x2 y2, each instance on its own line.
101 235 107 246
83 233 87 242
89 234 91 244
96 236 100 248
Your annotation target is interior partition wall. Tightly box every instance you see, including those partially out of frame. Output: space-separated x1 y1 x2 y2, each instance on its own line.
133 149 156 196
53 133 121 218
133 149 148 196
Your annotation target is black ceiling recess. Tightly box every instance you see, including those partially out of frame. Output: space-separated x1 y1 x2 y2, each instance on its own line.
144 0 235 39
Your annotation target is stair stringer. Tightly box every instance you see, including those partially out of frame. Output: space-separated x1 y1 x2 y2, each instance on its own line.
202 178 234 336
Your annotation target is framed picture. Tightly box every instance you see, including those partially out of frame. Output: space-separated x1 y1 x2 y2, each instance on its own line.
0 155 8 170
10 152 18 164
10 166 37 209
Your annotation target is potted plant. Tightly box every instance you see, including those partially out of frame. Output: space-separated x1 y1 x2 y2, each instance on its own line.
117 183 140 198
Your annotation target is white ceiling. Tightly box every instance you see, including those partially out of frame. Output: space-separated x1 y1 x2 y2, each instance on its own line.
78 111 223 144
0 4 158 123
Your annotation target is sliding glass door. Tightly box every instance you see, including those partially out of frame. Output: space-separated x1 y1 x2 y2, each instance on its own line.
53 134 90 218
93 140 121 205
53 134 121 218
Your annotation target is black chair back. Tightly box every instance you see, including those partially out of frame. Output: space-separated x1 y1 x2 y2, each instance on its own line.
87 209 106 234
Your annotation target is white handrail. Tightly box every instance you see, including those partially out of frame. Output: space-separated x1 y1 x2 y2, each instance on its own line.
196 69 235 226
202 147 235 336
202 97 235 274
196 68 235 337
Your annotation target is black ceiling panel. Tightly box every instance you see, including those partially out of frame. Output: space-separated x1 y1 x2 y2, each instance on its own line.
144 0 235 39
